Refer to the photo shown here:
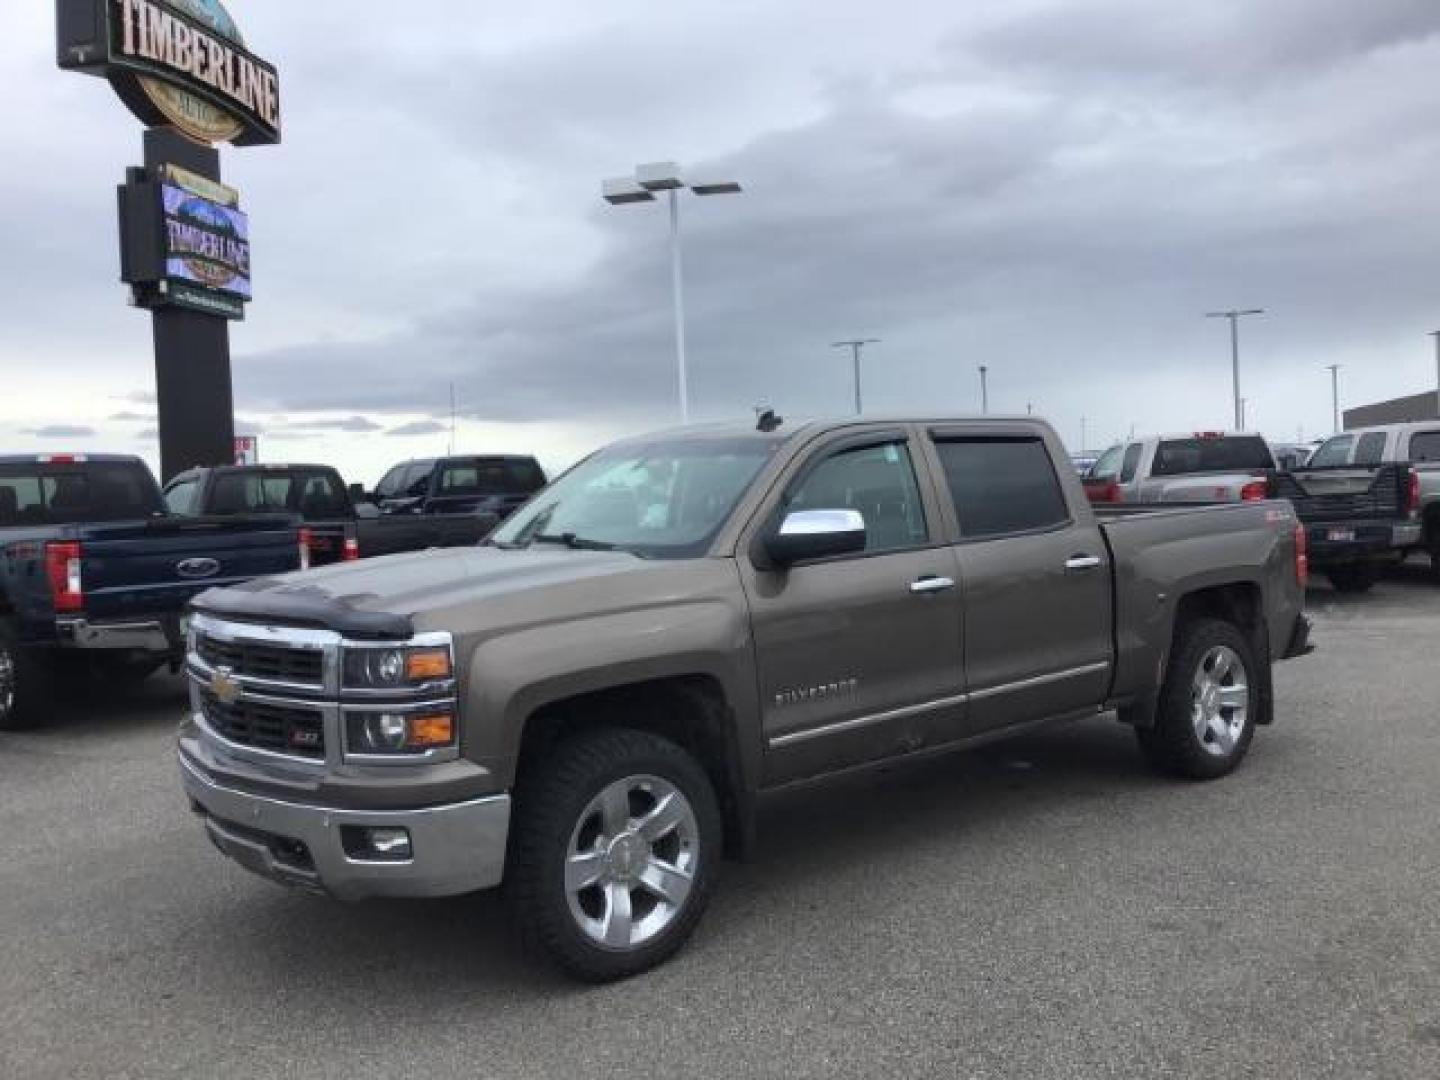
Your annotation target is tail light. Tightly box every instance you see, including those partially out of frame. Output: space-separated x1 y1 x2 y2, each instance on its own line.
1240 478 1269 502
44 541 84 612
1086 481 1121 504
1408 468 1420 517
1293 524 1309 588
298 527 313 571
343 534 361 561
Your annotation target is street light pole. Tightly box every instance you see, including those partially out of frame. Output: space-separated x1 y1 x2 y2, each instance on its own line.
603 163 743 424
831 339 879 415
978 365 989 414
667 188 687 423
1206 308 1265 431
1326 364 1341 433
1430 331 1440 409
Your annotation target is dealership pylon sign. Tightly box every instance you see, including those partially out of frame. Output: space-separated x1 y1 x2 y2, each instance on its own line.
56 0 280 482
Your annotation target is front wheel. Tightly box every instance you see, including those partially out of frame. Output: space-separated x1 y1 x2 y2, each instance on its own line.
506 727 721 982
1137 617 1258 780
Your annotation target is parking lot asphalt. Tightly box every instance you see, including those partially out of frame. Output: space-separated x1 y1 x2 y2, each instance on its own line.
3 566 1439 1080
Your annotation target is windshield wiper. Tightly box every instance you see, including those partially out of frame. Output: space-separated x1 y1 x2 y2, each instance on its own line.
532 532 616 551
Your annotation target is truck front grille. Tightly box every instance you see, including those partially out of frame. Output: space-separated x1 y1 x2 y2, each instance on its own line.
201 692 326 759
197 635 325 686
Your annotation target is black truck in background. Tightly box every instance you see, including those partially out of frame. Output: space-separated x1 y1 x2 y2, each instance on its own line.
0 454 303 730
163 464 500 566
369 455 547 521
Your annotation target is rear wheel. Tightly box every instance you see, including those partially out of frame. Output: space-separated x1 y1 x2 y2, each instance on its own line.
506 727 721 982
1137 617 1257 780
0 626 52 732
1327 564 1378 593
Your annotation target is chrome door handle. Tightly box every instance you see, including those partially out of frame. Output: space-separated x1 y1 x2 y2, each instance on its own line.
1065 555 1102 571
910 576 956 594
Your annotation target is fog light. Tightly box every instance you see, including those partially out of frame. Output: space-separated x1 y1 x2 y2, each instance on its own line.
342 825 412 862
362 713 408 751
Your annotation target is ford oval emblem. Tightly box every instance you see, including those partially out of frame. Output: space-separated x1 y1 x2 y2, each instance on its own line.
177 557 221 580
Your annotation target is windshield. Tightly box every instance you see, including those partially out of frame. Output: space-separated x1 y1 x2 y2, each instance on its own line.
1151 436 1275 476
1307 435 1354 467
491 436 783 558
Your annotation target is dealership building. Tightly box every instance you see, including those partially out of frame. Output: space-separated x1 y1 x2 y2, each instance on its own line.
1344 390 1440 430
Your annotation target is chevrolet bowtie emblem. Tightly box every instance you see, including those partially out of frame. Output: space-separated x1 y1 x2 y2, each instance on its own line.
210 666 242 706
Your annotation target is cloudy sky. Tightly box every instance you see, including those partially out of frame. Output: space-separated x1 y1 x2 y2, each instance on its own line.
4 0 1440 481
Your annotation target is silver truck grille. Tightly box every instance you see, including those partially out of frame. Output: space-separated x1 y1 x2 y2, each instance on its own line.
196 634 325 687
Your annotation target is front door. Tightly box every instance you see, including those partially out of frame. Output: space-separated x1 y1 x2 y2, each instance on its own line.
738 431 965 784
926 430 1113 733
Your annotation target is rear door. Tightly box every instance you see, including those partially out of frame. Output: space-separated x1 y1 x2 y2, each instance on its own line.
738 428 965 784
924 427 1112 734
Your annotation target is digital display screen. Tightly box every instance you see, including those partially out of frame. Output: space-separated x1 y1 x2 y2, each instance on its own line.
161 184 251 300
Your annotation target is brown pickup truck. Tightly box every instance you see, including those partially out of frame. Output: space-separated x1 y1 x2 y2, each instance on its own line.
177 416 1311 981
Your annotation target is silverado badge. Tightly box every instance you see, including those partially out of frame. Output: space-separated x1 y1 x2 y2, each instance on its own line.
210 666 242 706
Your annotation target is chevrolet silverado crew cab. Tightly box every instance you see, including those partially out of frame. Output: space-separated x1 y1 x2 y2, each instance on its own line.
0 453 302 730
1301 423 1440 582
177 417 1311 981
1084 432 1276 504
163 464 497 565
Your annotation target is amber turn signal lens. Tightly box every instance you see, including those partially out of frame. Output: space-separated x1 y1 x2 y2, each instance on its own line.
404 648 452 681
408 713 455 748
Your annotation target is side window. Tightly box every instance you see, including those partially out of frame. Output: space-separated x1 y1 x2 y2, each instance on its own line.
1408 431 1440 463
1089 444 1123 480
935 438 1071 539
402 464 434 498
1119 443 1143 483
1308 435 1354 467
374 465 407 499
165 479 199 515
439 464 481 493
1354 432 1387 466
785 441 928 554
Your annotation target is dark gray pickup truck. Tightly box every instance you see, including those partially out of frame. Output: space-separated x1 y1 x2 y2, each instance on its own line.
177 417 1310 981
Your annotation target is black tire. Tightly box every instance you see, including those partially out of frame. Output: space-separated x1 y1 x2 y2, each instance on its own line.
506 727 721 982
1327 565 1378 593
0 624 53 732
1137 617 1258 780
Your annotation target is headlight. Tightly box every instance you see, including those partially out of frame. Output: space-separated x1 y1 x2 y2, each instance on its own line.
346 709 456 755
342 645 453 689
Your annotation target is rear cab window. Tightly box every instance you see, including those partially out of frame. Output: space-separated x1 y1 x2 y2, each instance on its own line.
0 461 163 526
934 438 1071 539
1151 436 1275 476
1354 432 1387 466
206 470 348 517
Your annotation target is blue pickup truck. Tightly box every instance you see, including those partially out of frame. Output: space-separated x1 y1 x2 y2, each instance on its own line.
0 453 303 730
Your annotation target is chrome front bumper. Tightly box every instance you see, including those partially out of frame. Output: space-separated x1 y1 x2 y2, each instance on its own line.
178 751 511 901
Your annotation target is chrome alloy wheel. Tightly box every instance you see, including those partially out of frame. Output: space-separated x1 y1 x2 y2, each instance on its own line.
0 645 15 721
565 775 700 951
1191 645 1249 757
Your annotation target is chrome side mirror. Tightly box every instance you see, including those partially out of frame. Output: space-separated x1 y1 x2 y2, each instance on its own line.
763 509 867 567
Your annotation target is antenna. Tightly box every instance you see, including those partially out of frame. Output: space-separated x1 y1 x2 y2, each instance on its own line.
448 383 456 455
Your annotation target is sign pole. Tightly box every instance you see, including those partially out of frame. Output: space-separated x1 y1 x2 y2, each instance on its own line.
142 129 235 481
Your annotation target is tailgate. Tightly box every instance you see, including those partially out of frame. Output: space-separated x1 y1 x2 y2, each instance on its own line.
74 515 300 620
1275 465 1409 523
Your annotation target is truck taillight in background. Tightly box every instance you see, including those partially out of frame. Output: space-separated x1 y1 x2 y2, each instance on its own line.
1408 468 1421 517
1293 524 1309 588
1085 480 1121 503
298 528 313 571
1240 478 1270 502
44 541 83 612
343 534 361 561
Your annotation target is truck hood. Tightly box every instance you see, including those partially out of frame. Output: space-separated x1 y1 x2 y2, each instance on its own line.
191 546 657 640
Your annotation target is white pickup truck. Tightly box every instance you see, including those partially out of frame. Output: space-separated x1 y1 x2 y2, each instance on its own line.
1084 432 1276 505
